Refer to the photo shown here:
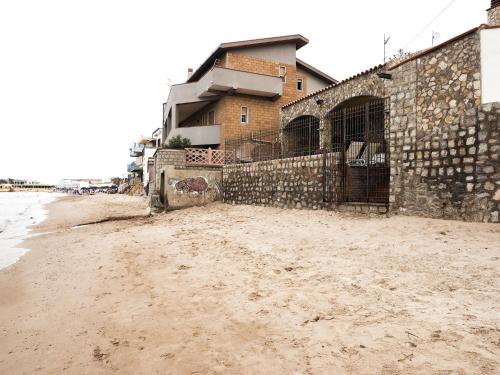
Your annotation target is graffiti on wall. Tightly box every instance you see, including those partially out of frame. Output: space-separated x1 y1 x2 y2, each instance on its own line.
166 176 222 203
174 177 208 194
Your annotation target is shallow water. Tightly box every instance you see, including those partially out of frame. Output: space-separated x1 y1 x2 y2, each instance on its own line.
0 192 63 269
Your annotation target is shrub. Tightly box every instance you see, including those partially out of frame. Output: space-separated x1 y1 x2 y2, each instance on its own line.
164 135 191 149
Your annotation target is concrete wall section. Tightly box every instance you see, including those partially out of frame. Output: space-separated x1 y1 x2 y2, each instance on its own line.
151 149 186 194
161 166 222 210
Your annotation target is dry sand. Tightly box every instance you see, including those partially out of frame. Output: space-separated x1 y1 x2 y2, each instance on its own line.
0 195 499 374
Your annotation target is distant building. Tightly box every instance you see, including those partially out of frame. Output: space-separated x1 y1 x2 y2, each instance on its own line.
128 128 163 190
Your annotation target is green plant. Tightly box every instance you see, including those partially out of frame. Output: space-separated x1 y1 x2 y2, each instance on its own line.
164 135 191 149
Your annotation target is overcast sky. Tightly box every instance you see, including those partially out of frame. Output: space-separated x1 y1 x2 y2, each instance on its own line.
0 0 490 183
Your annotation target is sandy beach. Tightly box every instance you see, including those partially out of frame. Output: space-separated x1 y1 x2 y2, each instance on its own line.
0 195 499 374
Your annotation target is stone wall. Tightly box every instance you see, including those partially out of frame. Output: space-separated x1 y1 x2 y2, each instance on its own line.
276 28 499 222
387 32 492 221
223 154 329 210
151 149 186 194
488 5 500 26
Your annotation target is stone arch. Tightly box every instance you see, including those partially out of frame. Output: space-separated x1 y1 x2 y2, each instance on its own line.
282 115 321 157
326 95 386 152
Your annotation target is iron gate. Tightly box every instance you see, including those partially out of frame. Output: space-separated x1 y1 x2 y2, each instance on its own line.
327 97 390 204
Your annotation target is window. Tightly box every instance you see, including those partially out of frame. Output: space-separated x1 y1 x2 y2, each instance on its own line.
208 110 216 125
297 78 303 91
241 106 249 124
279 66 287 82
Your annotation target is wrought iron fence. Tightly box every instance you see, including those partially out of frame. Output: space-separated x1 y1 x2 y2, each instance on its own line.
223 97 390 205
327 97 390 204
224 116 322 164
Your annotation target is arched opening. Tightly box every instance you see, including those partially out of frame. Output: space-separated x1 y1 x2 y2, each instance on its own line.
282 115 320 157
327 96 389 204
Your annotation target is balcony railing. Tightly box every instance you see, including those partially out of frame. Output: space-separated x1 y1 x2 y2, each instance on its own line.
129 143 145 157
185 148 235 166
127 162 143 172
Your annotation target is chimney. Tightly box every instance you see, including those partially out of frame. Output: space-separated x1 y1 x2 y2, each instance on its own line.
488 0 500 26
187 68 193 79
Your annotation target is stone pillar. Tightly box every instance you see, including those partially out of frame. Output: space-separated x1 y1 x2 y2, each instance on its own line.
488 0 500 26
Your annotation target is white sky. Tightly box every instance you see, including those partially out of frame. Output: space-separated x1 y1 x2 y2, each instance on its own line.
0 0 490 183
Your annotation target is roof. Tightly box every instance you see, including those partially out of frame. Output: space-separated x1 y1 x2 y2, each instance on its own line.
488 0 500 10
296 58 337 84
187 34 309 83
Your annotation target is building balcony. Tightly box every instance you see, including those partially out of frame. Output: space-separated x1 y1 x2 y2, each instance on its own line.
197 67 283 98
163 67 284 141
166 124 221 146
127 162 143 173
129 143 145 157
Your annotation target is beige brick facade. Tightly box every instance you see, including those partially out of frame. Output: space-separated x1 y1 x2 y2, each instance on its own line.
186 52 310 146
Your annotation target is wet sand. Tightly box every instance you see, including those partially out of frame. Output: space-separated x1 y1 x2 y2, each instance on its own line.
0 195 499 374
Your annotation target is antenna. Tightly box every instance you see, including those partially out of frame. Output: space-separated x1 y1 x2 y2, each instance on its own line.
432 31 441 46
383 34 391 63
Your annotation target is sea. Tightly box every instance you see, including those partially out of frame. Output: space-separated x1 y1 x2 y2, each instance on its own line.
0 192 62 270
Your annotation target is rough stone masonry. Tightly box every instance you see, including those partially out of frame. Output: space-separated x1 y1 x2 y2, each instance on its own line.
225 23 499 222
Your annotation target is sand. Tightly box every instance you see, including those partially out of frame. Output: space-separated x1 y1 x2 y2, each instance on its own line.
0 195 499 374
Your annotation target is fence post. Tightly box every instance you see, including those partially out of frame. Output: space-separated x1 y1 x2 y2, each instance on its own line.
208 147 212 165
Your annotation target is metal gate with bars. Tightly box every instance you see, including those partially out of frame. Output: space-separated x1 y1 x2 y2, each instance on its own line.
326 97 390 204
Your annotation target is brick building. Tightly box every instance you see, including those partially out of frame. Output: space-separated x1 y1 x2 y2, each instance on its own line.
223 2 500 222
161 35 336 148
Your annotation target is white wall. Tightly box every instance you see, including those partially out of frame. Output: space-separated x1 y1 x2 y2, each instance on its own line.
480 28 500 104
142 147 157 186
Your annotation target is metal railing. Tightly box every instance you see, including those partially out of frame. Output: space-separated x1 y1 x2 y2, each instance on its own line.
224 116 322 164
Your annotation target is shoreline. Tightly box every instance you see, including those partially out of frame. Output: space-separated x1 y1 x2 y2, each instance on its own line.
0 192 65 270
0 195 499 374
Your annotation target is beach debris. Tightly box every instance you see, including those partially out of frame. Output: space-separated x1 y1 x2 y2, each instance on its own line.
110 339 120 346
92 346 109 361
302 315 335 325
397 353 414 362
284 267 294 272
176 264 191 270
430 330 442 341
248 291 263 301
405 330 422 340
160 352 175 359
